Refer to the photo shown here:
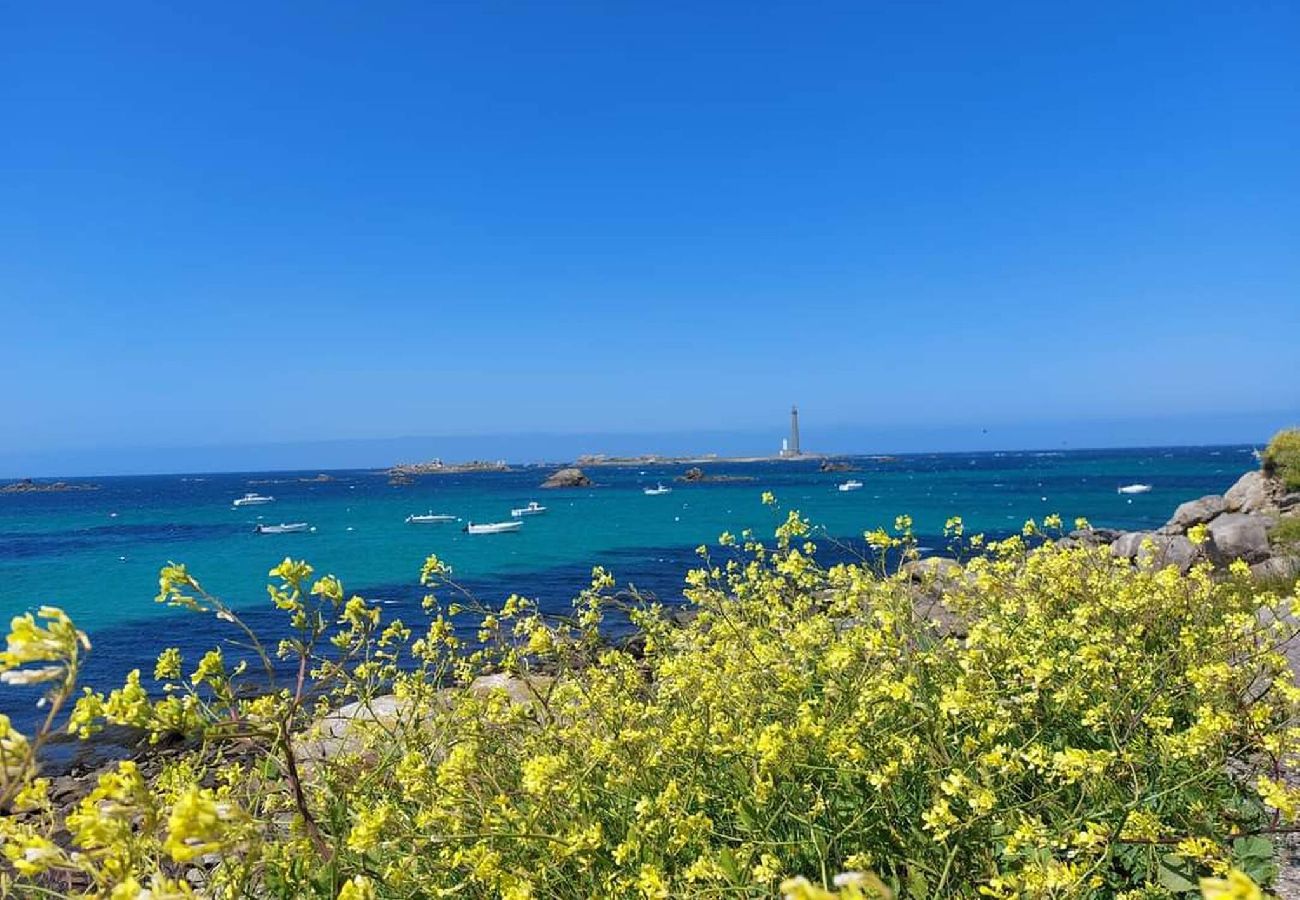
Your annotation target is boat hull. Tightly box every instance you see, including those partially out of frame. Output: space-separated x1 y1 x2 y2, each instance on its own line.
465 522 522 535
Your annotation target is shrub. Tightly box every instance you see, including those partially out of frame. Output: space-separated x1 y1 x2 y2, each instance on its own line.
1269 516 1300 552
1263 428 1300 491
1 510 1296 898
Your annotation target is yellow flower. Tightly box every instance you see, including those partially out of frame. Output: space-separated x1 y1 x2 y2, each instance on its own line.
1199 869 1262 900
338 875 378 900
163 786 240 862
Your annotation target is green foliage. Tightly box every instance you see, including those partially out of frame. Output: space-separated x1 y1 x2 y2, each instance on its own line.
1 510 1296 898
1263 428 1300 491
1270 516 1300 552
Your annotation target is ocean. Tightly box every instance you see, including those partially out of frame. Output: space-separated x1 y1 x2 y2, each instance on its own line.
0 446 1255 734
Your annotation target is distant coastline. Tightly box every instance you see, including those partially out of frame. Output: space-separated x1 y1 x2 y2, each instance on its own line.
0 478 99 494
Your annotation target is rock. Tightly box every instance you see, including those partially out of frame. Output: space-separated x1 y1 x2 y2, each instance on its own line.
541 467 592 489
1161 494 1226 534
1251 557 1300 582
673 468 755 484
902 557 963 582
1110 532 1200 573
1207 513 1275 565
1063 527 1122 548
1224 471 1278 514
297 674 553 765
1280 493 1300 511
819 460 857 473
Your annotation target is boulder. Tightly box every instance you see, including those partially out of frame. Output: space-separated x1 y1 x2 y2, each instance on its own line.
1061 527 1122 548
297 674 553 765
1110 532 1200 573
1251 556 1300 583
1207 513 1274 565
541 467 592 489
1161 494 1226 534
902 556 963 582
1224 471 1277 514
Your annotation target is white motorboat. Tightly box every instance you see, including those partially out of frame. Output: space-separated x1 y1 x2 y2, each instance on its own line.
233 492 275 507
255 522 311 534
464 521 522 535
1117 484 1153 494
511 501 547 517
406 512 458 524
837 480 864 492
643 484 672 496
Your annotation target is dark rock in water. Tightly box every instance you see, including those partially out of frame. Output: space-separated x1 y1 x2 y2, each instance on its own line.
675 467 756 483
541 467 592 489
819 459 858 473
1161 494 1226 534
1207 513 1274 566
1 478 99 494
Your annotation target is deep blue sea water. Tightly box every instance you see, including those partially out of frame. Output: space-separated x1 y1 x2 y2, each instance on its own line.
0 446 1256 733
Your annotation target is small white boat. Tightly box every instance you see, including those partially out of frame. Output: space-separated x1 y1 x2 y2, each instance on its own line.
511 501 547 517
406 512 458 524
255 522 311 534
464 521 522 535
837 480 864 492
644 484 672 496
1117 484 1153 495
233 492 275 507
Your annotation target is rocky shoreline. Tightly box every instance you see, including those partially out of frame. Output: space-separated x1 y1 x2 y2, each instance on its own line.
1073 467 1299 580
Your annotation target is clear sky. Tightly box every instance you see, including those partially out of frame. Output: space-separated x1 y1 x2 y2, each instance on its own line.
2 1 1297 475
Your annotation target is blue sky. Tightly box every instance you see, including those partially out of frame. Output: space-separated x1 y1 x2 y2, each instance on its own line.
2 1 1297 474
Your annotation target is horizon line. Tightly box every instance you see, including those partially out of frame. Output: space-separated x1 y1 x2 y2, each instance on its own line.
0 440 1262 483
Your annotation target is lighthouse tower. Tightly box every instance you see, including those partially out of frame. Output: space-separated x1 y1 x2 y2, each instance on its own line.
780 405 801 457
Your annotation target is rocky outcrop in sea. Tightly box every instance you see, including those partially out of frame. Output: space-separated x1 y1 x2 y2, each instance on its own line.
541 467 593 489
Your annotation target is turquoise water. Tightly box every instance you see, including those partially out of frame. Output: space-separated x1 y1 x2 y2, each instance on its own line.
0 446 1254 727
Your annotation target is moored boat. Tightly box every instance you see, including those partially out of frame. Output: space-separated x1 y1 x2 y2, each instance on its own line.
511 501 547 517
233 492 275 507
1117 484 1152 494
643 484 672 496
254 522 311 534
406 512 458 524
837 480 864 492
464 521 523 535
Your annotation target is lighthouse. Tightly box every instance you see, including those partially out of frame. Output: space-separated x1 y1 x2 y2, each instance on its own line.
780 405 801 457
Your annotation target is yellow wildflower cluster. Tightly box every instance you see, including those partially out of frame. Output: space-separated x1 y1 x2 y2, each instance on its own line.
0 504 1296 897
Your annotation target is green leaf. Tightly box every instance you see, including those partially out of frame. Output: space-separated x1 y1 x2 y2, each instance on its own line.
906 867 929 899
1156 854 1199 894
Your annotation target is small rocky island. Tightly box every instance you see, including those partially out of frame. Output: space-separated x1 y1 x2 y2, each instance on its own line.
676 467 756 483
386 459 512 478
1 478 99 494
541 467 593 489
